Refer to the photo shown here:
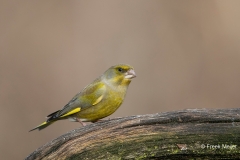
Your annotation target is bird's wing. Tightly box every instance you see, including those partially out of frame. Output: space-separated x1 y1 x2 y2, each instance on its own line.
48 79 106 120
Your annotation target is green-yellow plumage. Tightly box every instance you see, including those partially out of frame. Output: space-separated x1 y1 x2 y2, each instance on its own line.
29 64 136 131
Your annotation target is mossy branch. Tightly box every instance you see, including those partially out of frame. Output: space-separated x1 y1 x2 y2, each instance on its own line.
26 108 240 159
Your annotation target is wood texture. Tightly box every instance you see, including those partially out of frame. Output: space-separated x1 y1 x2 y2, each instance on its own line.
26 109 240 159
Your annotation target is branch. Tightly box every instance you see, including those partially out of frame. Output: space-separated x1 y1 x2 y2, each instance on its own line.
26 108 240 159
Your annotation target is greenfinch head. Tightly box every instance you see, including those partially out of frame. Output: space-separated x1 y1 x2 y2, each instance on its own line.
103 64 136 86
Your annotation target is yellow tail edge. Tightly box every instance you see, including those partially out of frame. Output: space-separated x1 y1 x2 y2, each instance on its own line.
29 121 55 132
29 107 81 132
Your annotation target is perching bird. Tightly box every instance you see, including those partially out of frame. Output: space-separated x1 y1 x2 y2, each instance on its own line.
29 64 136 131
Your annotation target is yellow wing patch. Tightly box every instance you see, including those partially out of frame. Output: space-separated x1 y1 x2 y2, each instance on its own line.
92 95 103 106
60 108 81 118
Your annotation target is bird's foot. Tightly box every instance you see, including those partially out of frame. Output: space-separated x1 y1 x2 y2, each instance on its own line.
76 118 87 126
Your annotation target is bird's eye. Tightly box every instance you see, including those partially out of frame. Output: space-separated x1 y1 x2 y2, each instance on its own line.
118 68 123 72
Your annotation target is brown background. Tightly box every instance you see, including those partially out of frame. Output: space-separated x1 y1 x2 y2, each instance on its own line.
1 1 240 159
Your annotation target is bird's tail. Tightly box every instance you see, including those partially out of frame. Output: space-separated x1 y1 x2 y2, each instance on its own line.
29 110 61 132
29 121 55 132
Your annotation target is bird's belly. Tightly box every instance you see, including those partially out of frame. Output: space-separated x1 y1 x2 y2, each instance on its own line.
75 99 122 122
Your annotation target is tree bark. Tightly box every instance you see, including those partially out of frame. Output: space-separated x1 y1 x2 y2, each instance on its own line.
26 108 240 160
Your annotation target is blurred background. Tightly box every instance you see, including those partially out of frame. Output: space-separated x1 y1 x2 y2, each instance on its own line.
1 0 240 159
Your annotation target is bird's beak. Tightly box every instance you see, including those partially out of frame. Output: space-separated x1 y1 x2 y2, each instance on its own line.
125 69 136 79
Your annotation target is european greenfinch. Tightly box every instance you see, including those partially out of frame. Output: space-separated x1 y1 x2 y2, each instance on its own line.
29 64 136 131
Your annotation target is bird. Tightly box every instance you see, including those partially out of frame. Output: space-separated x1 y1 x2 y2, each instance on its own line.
29 64 136 131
